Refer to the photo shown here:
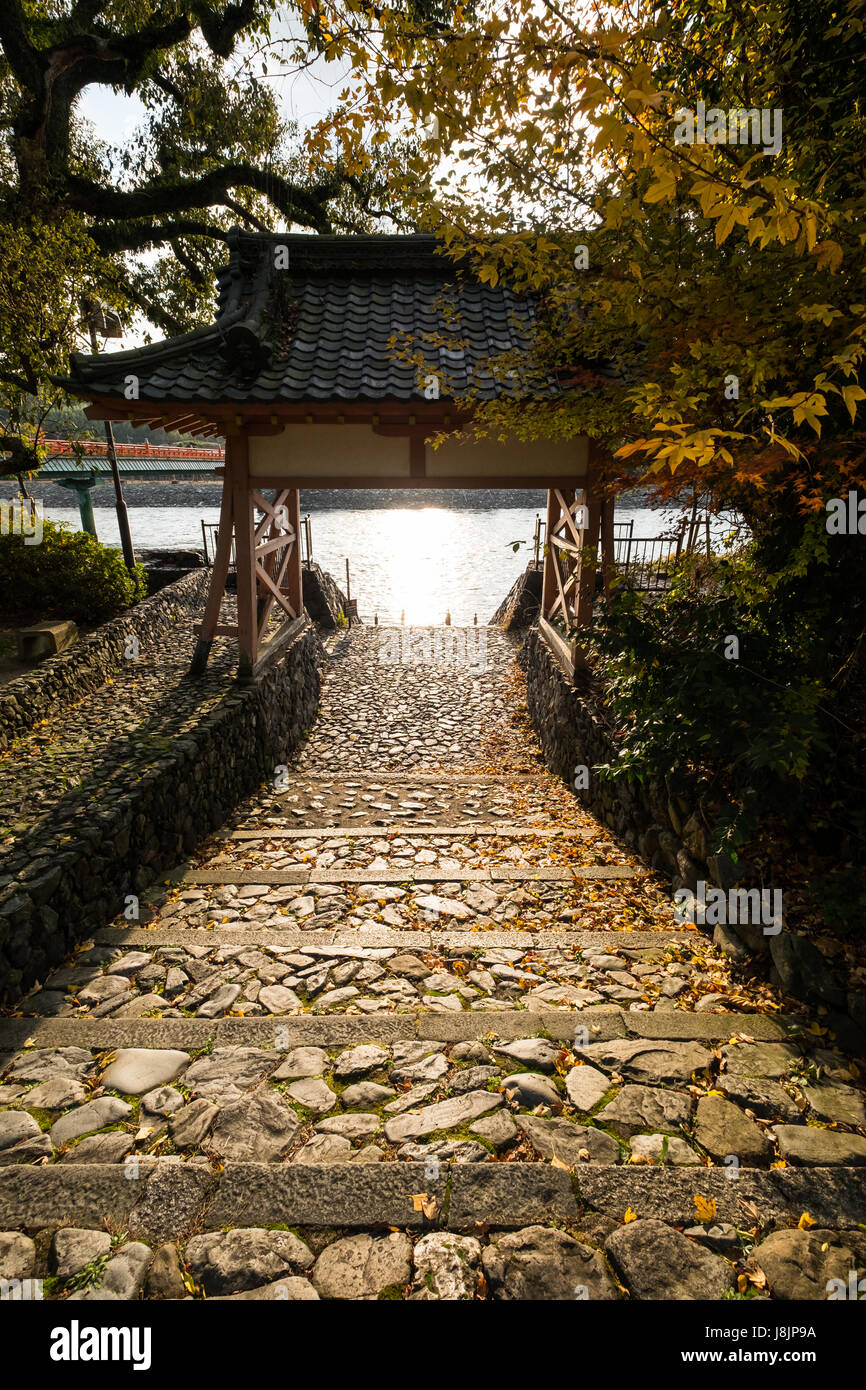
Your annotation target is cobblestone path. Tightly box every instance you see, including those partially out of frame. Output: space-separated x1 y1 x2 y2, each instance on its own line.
1 628 864 1301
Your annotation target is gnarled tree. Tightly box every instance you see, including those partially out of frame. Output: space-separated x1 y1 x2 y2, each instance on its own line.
0 0 414 443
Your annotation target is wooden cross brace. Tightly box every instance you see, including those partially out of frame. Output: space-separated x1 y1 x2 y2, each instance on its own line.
190 436 304 678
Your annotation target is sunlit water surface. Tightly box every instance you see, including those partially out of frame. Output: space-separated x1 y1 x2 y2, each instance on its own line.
41 503 715 626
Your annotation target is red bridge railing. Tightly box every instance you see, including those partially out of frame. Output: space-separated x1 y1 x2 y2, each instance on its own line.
42 439 224 461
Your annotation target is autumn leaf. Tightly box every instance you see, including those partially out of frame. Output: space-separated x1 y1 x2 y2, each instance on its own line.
644 168 677 203
694 1194 717 1225
624 1207 638 1223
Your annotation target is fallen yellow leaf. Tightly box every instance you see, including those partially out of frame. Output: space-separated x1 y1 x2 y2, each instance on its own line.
694 1194 717 1225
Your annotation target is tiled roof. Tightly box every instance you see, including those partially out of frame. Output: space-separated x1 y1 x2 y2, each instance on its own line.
38 458 219 477
65 231 540 407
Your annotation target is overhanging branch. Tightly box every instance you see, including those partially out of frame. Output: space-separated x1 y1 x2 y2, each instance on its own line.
92 218 232 255
66 163 338 232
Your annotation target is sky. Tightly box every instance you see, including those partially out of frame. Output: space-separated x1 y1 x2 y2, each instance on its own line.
75 15 370 348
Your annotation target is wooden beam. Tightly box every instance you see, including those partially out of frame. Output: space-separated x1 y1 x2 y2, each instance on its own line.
284 488 303 620
256 549 297 625
541 487 564 621
548 534 582 556
553 488 585 548
538 616 575 681
253 613 308 678
255 529 297 558
231 435 258 678
548 545 569 623
189 458 236 676
79 394 470 430
252 489 291 542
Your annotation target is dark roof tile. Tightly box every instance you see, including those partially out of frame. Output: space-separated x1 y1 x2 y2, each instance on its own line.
65 229 547 406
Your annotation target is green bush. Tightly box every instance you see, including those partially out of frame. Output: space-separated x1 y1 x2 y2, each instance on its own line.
589 512 866 872
0 518 147 624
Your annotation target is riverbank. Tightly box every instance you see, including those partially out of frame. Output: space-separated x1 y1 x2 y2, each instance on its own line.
0 481 552 510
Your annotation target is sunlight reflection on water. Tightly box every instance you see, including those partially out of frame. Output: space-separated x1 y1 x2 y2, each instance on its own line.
41 502 706 626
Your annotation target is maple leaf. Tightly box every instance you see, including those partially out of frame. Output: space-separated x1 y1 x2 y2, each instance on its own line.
694 1194 717 1225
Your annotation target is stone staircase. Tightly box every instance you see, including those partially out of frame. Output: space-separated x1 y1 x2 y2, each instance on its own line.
1 628 864 1301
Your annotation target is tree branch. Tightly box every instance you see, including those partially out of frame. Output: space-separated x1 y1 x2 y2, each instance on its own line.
0 0 42 90
91 218 232 255
170 239 211 288
66 164 338 232
191 0 262 59
222 196 270 232
110 279 187 338
0 367 37 394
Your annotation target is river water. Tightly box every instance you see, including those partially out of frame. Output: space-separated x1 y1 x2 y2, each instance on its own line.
35 497 704 626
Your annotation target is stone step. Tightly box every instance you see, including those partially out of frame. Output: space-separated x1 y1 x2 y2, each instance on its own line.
229 824 591 840
279 773 550 785
0 1006 787 1053
2 1160 862 1236
180 865 639 886
93 925 694 952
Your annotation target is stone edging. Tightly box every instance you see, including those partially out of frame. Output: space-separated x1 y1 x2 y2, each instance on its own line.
0 569 211 751
519 626 865 1050
2 1162 863 1236
0 1005 788 1051
0 616 320 1002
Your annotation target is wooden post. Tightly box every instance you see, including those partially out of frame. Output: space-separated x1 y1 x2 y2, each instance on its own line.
190 439 237 675
540 487 562 622
285 487 303 618
231 434 258 679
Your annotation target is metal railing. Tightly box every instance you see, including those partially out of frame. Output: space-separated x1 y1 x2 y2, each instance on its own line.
200 511 314 567
613 527 685 592
539 511 705 595
200 520 234 568
533 513 634 563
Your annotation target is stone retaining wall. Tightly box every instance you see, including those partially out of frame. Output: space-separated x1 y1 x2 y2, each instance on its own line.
302 562 348 629
490 562 542 629
519 625 865 1049
0 569 211 751
0 616 320 1003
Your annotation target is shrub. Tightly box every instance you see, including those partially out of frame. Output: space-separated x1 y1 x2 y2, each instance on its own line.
589 515 866 867
0 518 147 624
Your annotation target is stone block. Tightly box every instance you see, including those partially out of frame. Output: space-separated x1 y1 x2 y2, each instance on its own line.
17 620 78 662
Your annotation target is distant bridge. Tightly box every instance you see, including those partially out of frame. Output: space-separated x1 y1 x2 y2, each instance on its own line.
37 438 224 481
